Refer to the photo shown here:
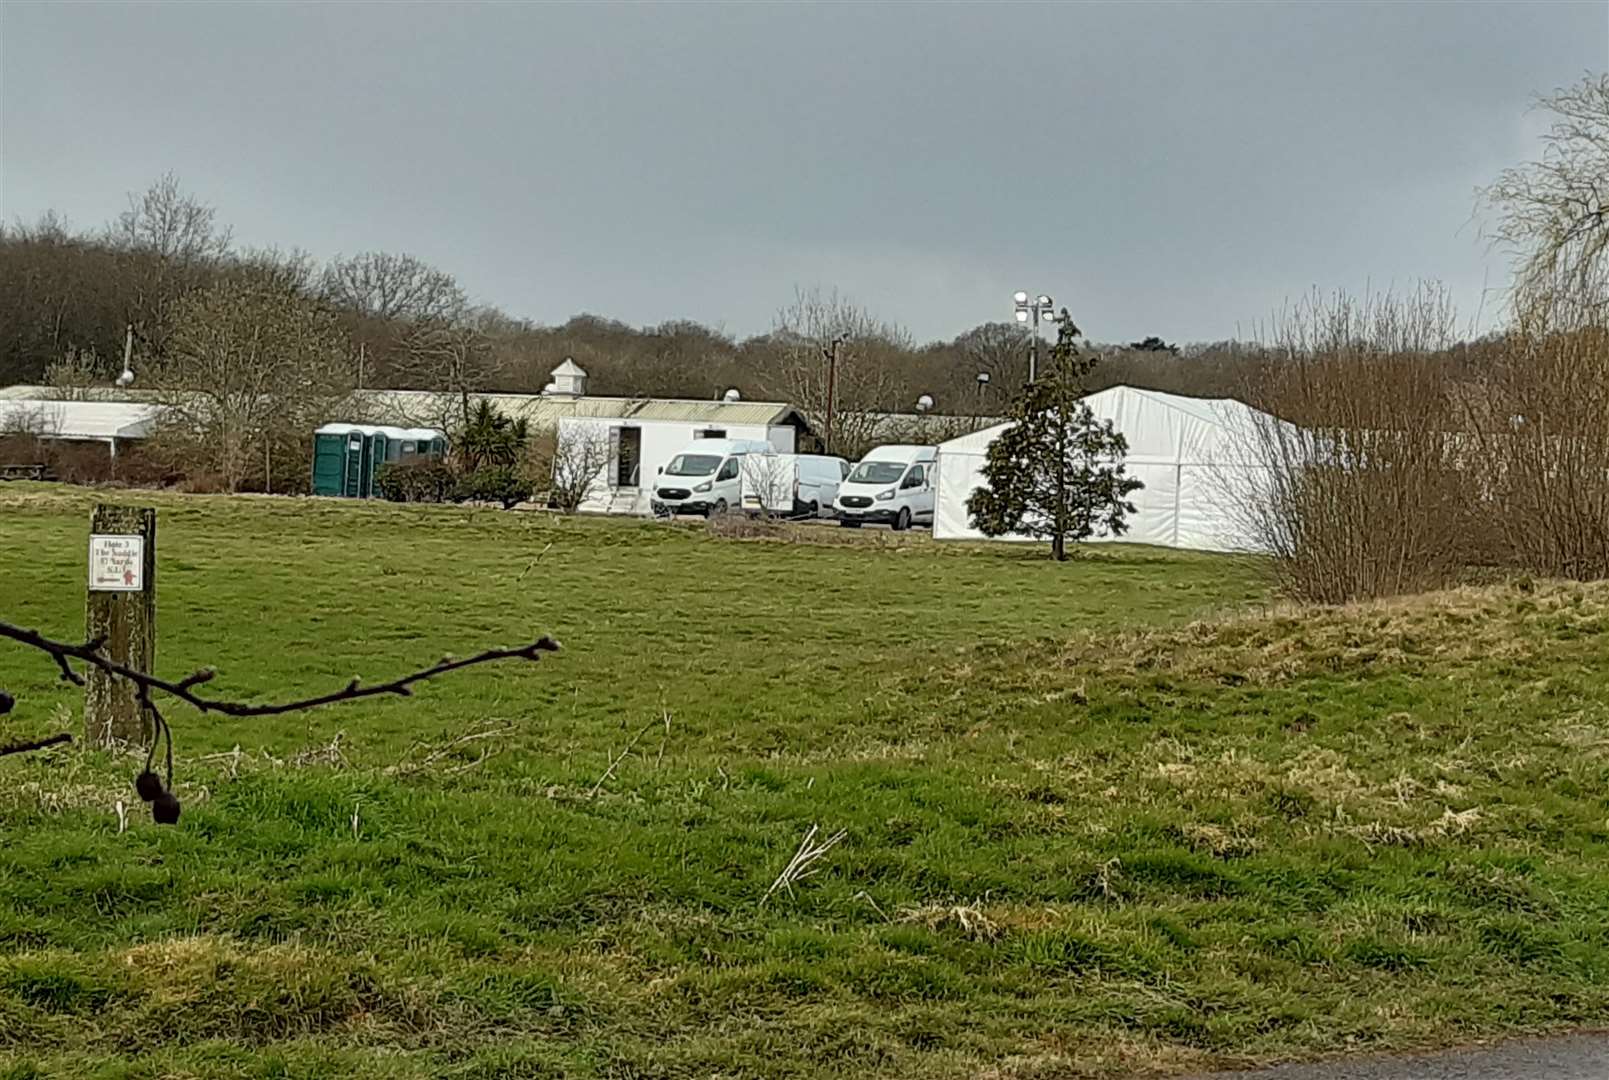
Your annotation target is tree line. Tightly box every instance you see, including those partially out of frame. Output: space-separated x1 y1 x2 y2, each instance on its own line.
0 173 1290 491
2 72 1604 597
1 174 1275 409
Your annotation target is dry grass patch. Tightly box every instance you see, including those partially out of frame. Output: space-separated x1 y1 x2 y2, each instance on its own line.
1055 580 1609 687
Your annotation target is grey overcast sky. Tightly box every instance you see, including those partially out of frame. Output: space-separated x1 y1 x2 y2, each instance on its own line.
2 1 1606 344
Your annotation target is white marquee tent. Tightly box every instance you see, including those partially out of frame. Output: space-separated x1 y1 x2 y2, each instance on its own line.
932 385 1278 553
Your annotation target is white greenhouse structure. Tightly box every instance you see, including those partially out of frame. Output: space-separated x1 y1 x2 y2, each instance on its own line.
932 385 1279 553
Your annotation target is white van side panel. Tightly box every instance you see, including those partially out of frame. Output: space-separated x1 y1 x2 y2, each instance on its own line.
741 454 797 512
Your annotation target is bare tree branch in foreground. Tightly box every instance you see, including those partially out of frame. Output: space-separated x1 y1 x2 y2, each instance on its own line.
0 618 560 821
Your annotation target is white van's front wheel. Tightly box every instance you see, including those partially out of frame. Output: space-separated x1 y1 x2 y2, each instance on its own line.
894 507 912 532
710 499 728 518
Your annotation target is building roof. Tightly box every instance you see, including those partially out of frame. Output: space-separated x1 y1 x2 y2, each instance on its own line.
353 389 808 429
550 358 587 377
0 399 166 441
0 385 164 403
857 411 1003 443
315 422 446 441
0 384 1017 440
935 385 1276 465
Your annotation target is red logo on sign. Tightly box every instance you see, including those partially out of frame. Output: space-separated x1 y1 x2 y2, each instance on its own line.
124 569 135 586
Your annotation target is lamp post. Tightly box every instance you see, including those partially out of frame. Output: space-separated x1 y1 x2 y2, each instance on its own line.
822 335 845 454
115 324 135 388
1013 291 1056 383
975 371 990 405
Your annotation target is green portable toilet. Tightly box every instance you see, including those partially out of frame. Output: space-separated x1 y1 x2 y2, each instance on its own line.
312 423 448 498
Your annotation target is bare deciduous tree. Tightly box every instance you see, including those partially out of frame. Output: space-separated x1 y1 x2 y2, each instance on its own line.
952 321 1030 395
321 252 467 324
231 247 319 296
43 346 107 394
111 173 232 265
393 314 508 437
1483 73 1609 309
769 287 911 458
543 425 611 512
108 174 233 352
739 452 792 517
150 279 354 492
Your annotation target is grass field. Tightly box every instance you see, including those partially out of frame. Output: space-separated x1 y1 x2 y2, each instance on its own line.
2 486 1608 1079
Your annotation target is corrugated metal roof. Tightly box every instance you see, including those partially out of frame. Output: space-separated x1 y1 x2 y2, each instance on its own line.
352 389 804 428
315 422 445 440
0 399 165 440
0 385 166 403
0 384 1034 439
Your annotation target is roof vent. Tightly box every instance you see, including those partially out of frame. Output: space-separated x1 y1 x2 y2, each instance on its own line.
549 357 587 397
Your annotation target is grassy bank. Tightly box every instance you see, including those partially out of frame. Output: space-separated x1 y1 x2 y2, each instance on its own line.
1 487 1606 1078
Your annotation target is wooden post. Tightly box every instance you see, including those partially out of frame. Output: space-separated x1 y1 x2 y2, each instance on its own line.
84 504 157 747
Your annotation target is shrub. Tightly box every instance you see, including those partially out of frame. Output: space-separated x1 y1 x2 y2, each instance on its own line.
455 465 530 510
1458 296 1609 579
704 512 788 541
376 460 457 503
1237 286 1480 603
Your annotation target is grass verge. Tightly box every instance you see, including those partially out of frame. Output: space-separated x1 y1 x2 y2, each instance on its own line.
2 486 1606 1077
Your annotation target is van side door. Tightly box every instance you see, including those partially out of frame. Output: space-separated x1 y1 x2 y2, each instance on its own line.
903 463 935 522
715 456 742 503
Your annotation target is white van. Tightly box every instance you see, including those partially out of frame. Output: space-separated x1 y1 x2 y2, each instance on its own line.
833 445 938 530
740 454 850 518
651 438 775 517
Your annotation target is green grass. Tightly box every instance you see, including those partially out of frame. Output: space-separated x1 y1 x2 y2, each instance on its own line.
2 485 1608 1077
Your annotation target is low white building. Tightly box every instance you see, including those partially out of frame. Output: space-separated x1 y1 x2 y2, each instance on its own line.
0 398 166 463
357 361 813 515
557 406 806 515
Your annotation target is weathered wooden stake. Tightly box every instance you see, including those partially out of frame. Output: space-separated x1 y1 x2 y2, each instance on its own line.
84 504 157 747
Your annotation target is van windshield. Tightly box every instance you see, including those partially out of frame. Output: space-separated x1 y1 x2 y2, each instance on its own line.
847 461 906 485
665 454 722 477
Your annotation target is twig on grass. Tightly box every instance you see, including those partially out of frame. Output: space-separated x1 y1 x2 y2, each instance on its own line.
293 732 350 769
854 889 891 922
386 723 514 777
761 823 847 907
517 542 555 582
588 710 672 798
199 745 248 779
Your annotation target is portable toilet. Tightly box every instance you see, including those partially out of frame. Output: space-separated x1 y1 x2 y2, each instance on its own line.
312 423 447 498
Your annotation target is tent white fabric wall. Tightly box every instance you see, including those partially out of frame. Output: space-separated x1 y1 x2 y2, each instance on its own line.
932 386 1274 553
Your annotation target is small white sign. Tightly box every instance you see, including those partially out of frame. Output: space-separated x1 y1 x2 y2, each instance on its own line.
88 534 145 592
